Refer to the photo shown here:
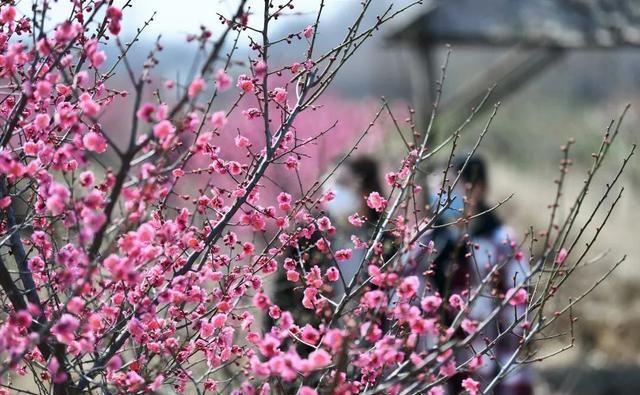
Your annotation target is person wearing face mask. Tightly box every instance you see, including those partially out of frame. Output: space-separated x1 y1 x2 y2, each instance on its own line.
264 156 396 340
401 156 534 395
323 156 392 301
454 156 534 395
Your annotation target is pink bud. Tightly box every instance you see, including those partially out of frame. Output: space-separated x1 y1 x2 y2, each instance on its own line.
505 287 528 306
303 25 314 39
555 248 568 265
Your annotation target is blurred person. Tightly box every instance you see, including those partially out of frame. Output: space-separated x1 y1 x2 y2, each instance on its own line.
265 156 396 334
323 156 390 301
402 156 534 395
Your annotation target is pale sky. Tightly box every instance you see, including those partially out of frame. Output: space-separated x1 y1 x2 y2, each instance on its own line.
128 0 334 37
136 0 418 38
18 0 343 41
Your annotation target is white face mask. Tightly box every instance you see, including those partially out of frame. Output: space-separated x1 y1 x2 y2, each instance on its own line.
324 184 361 218
427 170 466 222
429 188 464 222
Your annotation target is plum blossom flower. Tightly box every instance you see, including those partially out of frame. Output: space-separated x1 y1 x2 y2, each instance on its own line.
468 354 485 371
149 375 164 392
34 113 50 130
284 155 299 170
461 319 478 335
277 192 292 211
335 249 353 262
215 69 231 91
125 371 145 392
449 294 465 310
227 161 242 176
104 254 136 282
291 62 302 74
51 314 79 344
67 297 85 315
45 182 70 215
253 292 270 310
301 325 320 345
421 294 442 313
0 196 11 209
323 329 344 353
153 120 175 139
272 87 287 104
47 357 67 384
505 287 528 306
235 135 250 148
211 313 227 329
268 305 281 319
362 290 387 309
79 171 94 187
83 131 107 153
242 107 261 120
440 359 457 377
461 377 480 395
188 77 205 98
385 172 398 186
317 216 332 231
12 310 32 328
366 191 387 212
106 6 123 35
286 270 299 282
79 93 100 117
90 50 106 67
1 6 17 24
236 74 254 93
136 103 155 122
308 349 331 369
348 214 366 227
36 80 52 96
200 321 215 338
326 267 339 282
398 276 420 299
210 111 227 129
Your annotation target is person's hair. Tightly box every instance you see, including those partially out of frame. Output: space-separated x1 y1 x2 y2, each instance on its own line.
345 156 383 224
453 155 502 236
453 155 488 189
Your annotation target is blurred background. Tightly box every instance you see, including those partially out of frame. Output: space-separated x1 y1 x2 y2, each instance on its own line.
98 0 640 393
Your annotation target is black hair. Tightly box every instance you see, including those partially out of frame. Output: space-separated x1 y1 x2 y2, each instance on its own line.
453 155 502 237
430 156 502 298
345 156 384 224
453 155 488 189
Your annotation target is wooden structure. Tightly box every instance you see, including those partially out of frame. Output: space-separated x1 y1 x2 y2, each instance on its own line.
387 0 640 136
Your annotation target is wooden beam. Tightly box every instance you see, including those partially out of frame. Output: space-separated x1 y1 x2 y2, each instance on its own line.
402 46 435 137
441 47 566 121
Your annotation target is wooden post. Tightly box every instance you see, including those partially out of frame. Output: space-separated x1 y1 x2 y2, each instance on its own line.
403 44 438 144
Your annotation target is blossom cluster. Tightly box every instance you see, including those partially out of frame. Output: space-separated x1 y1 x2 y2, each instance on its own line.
0 1 623 395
